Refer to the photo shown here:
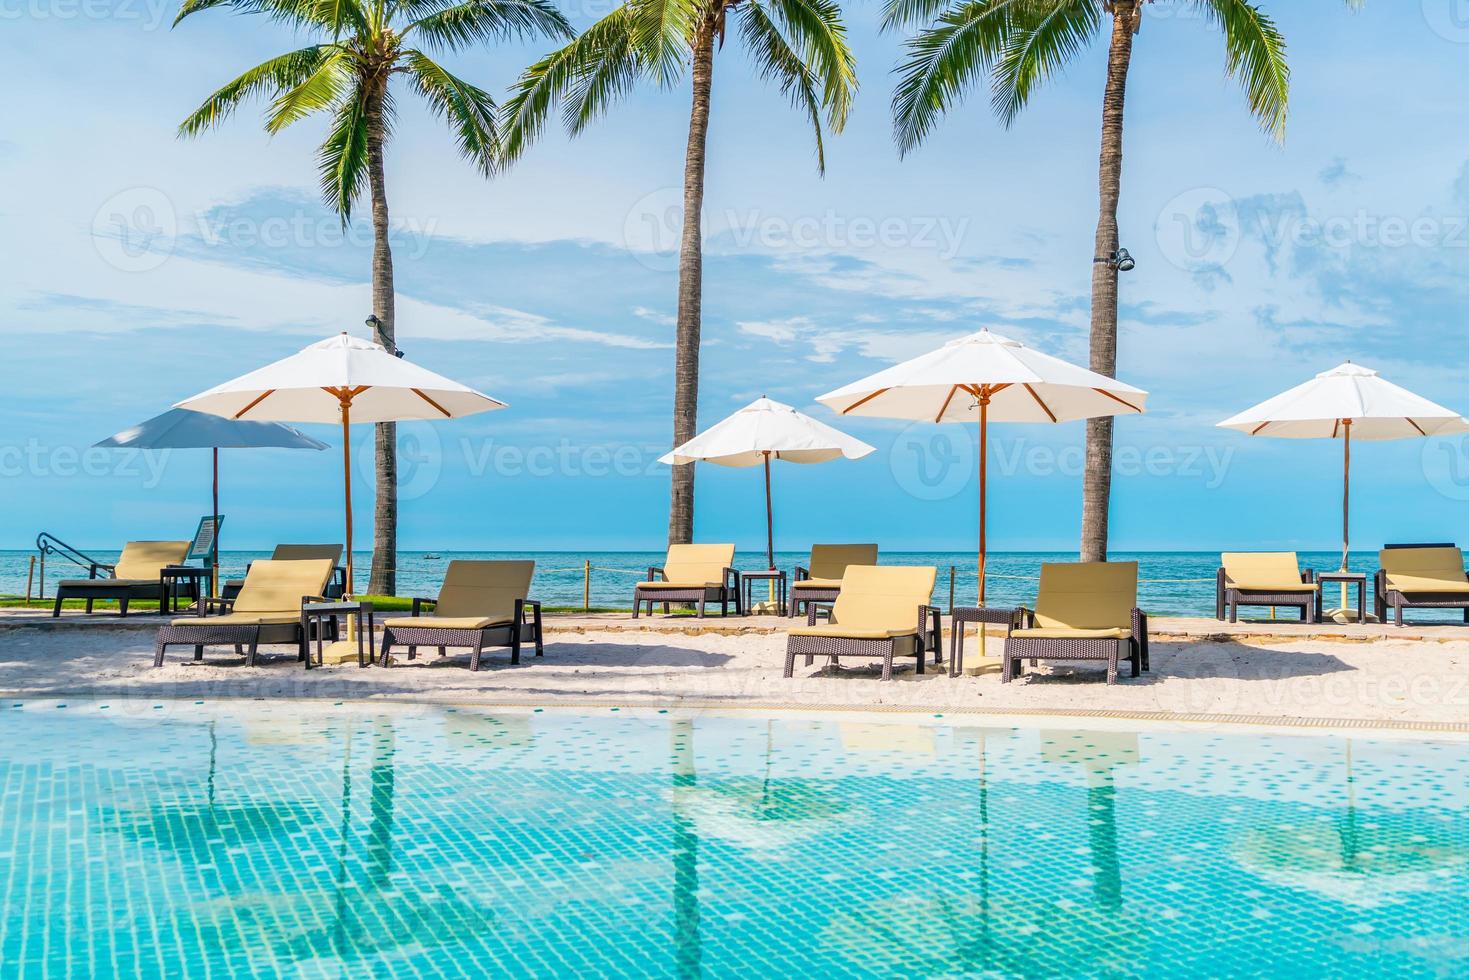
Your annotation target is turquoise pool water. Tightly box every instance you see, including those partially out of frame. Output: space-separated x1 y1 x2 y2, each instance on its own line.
2 702 1467 977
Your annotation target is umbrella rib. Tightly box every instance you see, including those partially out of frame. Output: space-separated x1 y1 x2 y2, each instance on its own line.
1022 384 1058 423
934 385 960 424
1332 418 1340 439
411 388 453 418
1406 418 1426 436
1093 388 1142 413
232 389 276 420
1250 421 1270 436
840 388 890 415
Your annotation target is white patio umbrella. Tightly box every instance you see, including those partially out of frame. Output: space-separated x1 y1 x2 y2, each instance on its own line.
816 329 1148 604
175 332 506 598
659 396 875 568
1217 362 1469 575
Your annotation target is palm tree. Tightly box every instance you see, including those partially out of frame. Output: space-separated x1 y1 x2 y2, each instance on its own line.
885 0 1357 561
501 0 858 545
175 0 572 593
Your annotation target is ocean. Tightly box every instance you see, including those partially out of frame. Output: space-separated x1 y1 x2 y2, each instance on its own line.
2 549 1407 617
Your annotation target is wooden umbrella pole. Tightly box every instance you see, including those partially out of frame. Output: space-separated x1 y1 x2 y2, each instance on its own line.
763 451 774 569
978 393 989 606
1341 419 1351 573
212 447 220 596
341 395 354 598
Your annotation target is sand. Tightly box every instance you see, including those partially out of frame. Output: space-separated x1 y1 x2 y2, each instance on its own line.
3 617 1468 732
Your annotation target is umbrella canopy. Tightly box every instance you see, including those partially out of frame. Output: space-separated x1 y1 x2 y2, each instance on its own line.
95 409 327 590
176 333 506 597
816 329 1148 603
95 408 329 451
1218 362 1469 572
659 397 875 568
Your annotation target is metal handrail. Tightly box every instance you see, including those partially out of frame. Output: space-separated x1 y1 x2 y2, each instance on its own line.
33 533 114 600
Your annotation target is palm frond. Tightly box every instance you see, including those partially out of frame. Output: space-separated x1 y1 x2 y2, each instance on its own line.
403 49 501 175
563 8 645 135
317 81 371 218
405 0 572 51
738 0 830 172
880 0 957 32
764 0 858 134
990 0 1098 126
309 0 369 34
629 0 698 88
1194 0 1289 140
178 45 334 136
265 47 355 132
890 0 1026 155
173 0 334 29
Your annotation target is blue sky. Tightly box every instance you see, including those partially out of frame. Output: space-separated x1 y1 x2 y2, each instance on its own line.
4 2 1469 554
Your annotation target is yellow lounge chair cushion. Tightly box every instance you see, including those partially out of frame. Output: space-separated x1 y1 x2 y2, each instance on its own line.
113 540 192 581
812 565 937 638
1380 547 1469 594
1222 552 1316 592
232 559 336 614
792 577 844 590
1032 561 1137 632
806 544 879 582
383 615 513 630
416 559 535 624
1012 627 1131 641
659 544 735 589
170 612 303 627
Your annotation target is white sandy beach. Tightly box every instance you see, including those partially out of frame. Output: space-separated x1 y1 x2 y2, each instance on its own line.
3 619 1467 732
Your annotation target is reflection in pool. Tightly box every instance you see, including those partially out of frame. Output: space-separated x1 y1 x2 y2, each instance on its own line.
2 702 1467 976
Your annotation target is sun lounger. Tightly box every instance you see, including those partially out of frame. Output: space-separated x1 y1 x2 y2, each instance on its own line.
785 565 941 681
221 544 346 600
789 543 878 618
153 558 335 667
1005 562 1148 685
632 544 741 618
380 560 542 669
1216 552 1317 623
1375 544 1469 625
53 540 190 617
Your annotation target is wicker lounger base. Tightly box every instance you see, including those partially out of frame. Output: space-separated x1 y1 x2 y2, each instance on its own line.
632 587 735 619
154 623 303 668
1003 637 1140 685
788 587 840 618
784 634 938 682
1382 592 1469 626
54 583 170 618
380 624 543 670
1221 590 1316 624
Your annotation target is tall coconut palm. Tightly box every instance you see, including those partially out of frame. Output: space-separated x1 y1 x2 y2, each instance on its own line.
501 0 857 545
885 0 1358 561
175 0 572 593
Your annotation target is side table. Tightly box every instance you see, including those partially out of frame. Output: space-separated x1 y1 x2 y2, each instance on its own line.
949 606 1022 677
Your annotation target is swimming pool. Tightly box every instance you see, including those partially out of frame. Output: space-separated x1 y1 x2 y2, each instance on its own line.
2 701 1466 976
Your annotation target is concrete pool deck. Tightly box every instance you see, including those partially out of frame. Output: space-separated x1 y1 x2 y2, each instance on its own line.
3 609 1468 733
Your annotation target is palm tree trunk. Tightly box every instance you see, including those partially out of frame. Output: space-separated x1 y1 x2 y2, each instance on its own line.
668 13 717 546
364 84 397 596
1080 1 1138 564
